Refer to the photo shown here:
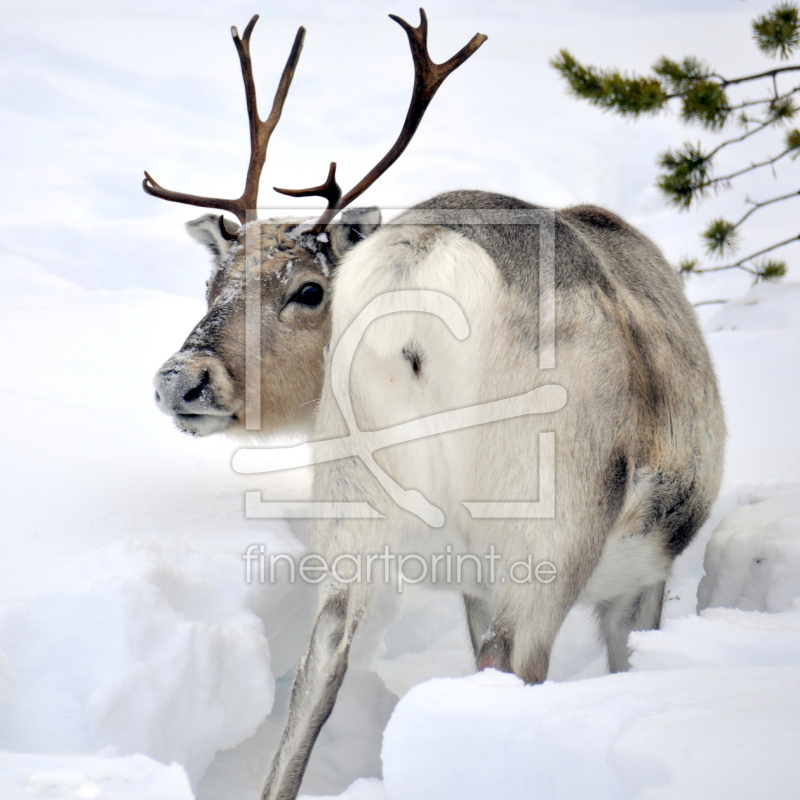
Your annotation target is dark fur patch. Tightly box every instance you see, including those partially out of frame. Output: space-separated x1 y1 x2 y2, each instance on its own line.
627 318 663 416
402 343 423 377
603 450 629 519
564 204 627 232
404 191 616 300
643 474 707 556
324 589 349 618
554 218 615 297
663 500 703 556
347 226 366 245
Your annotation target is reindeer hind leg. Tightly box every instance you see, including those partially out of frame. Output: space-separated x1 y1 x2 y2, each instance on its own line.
596 579 665 673
463 593 493 664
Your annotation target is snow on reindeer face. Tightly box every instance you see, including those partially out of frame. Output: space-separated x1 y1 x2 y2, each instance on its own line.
153 210 380 437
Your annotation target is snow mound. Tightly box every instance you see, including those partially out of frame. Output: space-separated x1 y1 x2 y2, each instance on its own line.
0 540 274 785
0 751 193 800
631 604 800 670
698 484 800 613
706 282 800 333
382 666 800 800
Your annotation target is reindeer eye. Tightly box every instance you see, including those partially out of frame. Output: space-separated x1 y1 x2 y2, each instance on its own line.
294 282 324 307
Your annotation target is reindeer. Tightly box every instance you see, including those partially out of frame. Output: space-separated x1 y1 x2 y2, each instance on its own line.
146 11 725 800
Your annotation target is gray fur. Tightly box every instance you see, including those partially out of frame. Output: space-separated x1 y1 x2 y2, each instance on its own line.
261 586 364 800
597 580 666 672
463 594 493 658
328 207 382 262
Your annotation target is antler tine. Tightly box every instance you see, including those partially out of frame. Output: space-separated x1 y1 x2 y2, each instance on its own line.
142 171 246 221
143 19 306 226
274 161 342 215
233 19 305 218
338 8 486 209
281 8 486 232
272 161 342 228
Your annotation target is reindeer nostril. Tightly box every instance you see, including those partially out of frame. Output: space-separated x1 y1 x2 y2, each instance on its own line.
183 369 210 403
155 390 161 404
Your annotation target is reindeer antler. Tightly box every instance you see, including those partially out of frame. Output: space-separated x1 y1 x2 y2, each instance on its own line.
143 16 305 226
274 161 342 213
277 9 487 232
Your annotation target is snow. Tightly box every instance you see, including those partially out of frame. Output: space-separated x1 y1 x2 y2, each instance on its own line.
630 604 800 670
1 1 799 799
0 538 275 783
698 485 800 614
0 752 194 800
381 666 800 800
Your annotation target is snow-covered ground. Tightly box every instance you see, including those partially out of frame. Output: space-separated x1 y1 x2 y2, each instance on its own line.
1 1 799 798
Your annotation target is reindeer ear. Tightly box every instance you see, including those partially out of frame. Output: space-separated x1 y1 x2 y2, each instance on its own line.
328 207 381 262
185 214 239 266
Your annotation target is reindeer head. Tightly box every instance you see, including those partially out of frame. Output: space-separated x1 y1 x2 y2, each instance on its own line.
146 11 486 437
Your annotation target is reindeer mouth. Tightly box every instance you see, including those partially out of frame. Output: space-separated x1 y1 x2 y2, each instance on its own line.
173 412 237 437
154 360 240 437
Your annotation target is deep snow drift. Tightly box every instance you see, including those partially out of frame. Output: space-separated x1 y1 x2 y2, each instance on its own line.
1 1 799 798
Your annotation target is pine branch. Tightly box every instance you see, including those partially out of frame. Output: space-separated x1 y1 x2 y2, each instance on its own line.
734 188 800 228
695 233 799 275
552 55 800 129
753 3 800 59
705 120 769 161
660 127 800 210
701 190 799 260
706 142 796 186
554 2 799 285
729 86 800 112
549 50 668 115
718 64 800 87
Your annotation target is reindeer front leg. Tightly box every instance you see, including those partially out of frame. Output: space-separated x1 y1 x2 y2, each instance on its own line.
261 581 368 800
